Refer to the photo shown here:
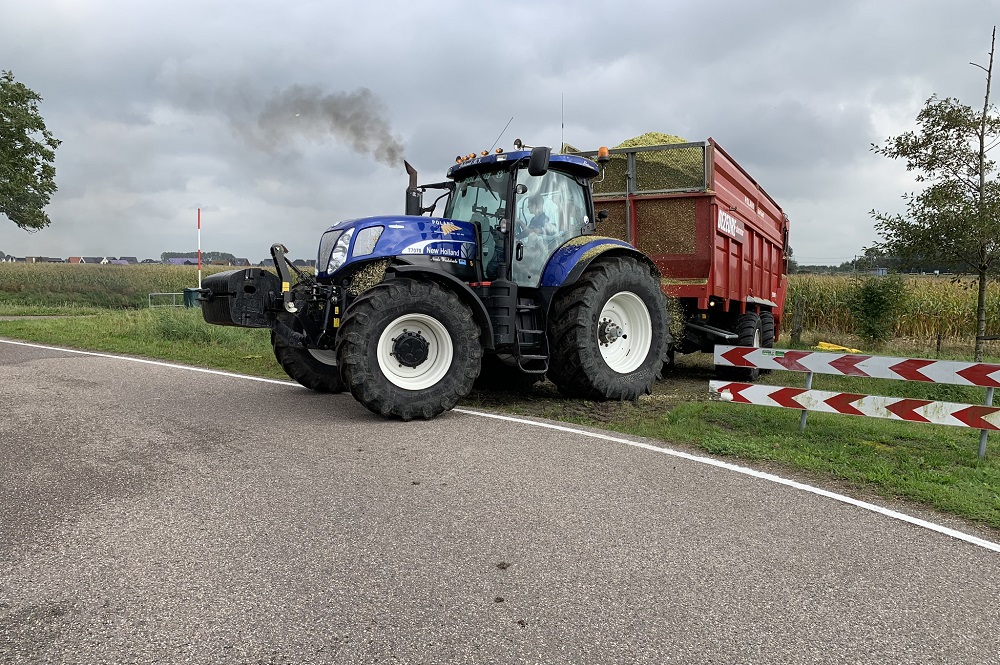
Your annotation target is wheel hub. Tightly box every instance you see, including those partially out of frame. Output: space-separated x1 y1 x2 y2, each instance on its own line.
391 329 429 368
599 318 626 346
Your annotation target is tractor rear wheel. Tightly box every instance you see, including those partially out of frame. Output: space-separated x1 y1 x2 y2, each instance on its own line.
272 314 346 393
547 256 669 400
336 279 482 420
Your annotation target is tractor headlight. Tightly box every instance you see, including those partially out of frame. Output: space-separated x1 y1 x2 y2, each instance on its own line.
326 228 355 274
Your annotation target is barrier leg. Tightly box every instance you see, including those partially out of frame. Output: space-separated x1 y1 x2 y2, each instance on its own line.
799 371 813 432
979 387 994 460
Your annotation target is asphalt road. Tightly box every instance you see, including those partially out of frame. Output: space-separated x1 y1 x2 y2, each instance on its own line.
1 339 999 664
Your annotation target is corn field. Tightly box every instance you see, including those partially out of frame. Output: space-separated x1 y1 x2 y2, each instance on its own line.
787 274 1000 338
2 264 999 338
0 263 234 308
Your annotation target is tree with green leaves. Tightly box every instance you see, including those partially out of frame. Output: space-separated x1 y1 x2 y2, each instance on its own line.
0 70 60 231
869 28 1000 361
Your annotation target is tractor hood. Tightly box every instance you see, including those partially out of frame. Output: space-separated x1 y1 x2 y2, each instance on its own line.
316 215 478 280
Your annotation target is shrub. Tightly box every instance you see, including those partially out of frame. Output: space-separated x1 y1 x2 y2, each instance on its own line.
847 274 910 347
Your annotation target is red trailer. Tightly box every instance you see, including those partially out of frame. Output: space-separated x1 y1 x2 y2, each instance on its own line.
575 139 791 369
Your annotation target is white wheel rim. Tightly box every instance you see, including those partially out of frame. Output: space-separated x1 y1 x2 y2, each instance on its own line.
308 348 338 365
598 291 652 374
377 313 453 390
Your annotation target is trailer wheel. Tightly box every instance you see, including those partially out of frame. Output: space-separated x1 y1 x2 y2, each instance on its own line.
272 315 346 393
759 311 776 376
760 311 775 348
473 354 544 392
336 279 482 420
547 256 669 400
717 312 762 381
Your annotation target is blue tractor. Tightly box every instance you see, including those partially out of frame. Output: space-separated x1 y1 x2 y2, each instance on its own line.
199 143 670 420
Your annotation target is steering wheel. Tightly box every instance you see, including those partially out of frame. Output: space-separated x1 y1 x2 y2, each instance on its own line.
514 218 529 240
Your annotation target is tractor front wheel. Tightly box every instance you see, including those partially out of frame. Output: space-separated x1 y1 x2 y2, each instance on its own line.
336 279 482 420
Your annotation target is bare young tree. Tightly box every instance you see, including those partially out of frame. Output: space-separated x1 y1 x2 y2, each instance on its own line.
870 28 1000 361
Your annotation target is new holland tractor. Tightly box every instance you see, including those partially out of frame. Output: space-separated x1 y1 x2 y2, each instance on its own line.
198 143 670 420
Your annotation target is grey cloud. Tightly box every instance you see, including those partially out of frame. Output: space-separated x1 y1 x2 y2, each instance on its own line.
2 0 999 266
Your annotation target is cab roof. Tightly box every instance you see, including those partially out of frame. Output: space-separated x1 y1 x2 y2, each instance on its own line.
446 150 600 181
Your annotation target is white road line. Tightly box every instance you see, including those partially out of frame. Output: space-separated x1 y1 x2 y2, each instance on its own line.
0 338 298 386
455 409 1000 553
4 337 999 553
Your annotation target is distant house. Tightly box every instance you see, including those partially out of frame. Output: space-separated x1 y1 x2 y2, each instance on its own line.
119 256 139 264
68 256 83 264
109 259 129 265
24 256 65 263
258 259 275 268
100 257 118 265
233 258 251 267
292 259 317 268
164 258 198 266
141 258 159 263
81 257 104 264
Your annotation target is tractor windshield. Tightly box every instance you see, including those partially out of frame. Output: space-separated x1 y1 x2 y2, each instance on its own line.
443 168 510 226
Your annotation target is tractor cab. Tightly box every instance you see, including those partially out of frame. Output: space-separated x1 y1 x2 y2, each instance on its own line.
415 146 602 288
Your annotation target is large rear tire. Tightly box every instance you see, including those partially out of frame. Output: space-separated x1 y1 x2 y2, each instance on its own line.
336 279 482 420
272 314 346 393
547 256 669 400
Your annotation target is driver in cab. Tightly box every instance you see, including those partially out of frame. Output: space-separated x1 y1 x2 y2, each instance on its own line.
516 194 558 282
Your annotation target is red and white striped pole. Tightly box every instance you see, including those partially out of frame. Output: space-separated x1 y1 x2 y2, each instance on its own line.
197 207 202 289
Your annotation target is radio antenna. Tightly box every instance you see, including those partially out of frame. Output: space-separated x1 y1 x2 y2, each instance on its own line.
490 116 514 151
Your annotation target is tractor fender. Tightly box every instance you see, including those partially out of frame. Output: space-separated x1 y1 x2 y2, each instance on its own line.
386 264 495 349
541 236 661 288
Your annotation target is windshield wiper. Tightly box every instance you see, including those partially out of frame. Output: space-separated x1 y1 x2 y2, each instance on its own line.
475 172 498 201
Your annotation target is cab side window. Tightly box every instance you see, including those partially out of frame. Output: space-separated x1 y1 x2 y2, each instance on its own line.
512 169 587 287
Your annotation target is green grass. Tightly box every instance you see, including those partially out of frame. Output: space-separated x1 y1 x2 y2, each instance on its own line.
2 305 999 532
0 307 284 379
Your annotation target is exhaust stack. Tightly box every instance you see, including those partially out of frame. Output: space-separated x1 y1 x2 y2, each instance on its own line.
404 161 422 216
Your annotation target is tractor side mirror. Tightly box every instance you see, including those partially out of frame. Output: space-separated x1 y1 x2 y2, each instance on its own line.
528 146 551 176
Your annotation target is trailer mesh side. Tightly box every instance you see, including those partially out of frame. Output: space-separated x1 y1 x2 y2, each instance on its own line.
634 146 705 192
597 200 628 242
593 155 629 197
636 198 697 255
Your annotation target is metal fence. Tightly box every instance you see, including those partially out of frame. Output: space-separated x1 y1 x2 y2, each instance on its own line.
148 292 184 308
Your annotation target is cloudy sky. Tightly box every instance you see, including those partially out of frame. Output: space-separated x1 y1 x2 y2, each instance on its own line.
2 0 998 264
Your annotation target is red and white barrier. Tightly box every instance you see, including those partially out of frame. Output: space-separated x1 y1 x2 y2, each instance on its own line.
711 345 998 457
709 381 1000 431
715 346 1000 387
